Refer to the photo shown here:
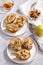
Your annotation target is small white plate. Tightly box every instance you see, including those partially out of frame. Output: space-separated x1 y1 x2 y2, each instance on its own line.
1 13 28 36
7 37 38 64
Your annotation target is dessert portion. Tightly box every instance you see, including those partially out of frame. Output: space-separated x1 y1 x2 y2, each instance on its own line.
4 13 16 24
9 38 22 51
16 16 27 27
6 23 18 33
3 2 14 10
16 49 30 60
4 13 27 33
29 9 40 19
22 38 33 50
8 37 33 60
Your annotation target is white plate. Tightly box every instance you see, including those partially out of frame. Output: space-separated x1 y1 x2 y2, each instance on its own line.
1 13 28 36
33 34 43 51
7 37 38 64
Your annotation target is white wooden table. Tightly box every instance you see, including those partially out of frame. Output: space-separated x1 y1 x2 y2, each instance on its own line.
0 0 43 65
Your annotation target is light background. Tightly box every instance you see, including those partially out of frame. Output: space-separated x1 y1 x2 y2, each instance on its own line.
0 0 43 65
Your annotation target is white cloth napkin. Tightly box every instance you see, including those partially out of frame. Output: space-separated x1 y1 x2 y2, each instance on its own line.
19 0 37 16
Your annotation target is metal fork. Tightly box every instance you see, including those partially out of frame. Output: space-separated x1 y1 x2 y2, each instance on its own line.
31 1 37 9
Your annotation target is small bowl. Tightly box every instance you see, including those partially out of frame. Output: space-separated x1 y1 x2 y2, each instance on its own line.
0 0 14 13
